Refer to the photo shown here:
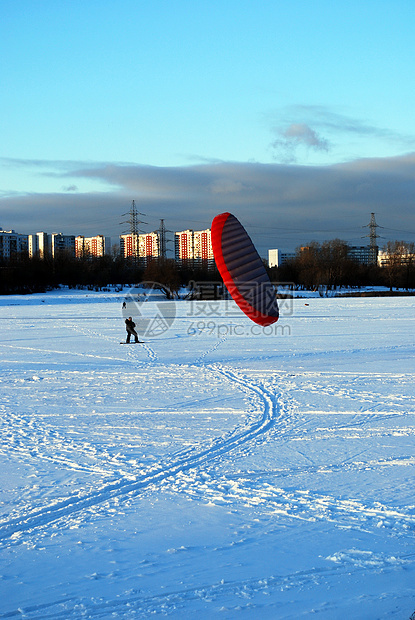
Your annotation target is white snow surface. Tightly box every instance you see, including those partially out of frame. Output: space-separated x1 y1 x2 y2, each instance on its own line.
0 288 414 619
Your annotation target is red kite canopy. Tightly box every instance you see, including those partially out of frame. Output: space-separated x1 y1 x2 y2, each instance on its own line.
211 212 279 326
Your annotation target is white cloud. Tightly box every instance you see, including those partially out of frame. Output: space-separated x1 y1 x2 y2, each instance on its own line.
271 123 330 162
269 105 415 163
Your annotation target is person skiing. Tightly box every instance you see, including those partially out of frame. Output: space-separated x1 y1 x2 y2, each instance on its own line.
125 316 139 343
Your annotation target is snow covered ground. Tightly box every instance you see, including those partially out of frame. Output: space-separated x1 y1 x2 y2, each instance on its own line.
0 287 414 619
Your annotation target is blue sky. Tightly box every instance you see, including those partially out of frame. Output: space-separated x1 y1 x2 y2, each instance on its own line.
1 0 415 255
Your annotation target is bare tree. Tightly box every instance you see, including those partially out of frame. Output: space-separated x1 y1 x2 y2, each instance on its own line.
381 241 415 291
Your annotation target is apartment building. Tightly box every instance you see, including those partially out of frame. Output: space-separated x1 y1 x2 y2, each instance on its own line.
75 235 111 258
348 245 378 265
138 232 159 264
174 229 194 262
268 249 296 268
119 234 139 259
193 229 214 264
28 232 50 258
51 233 76 258
0 229 28 259
120 232 160 263
175 229 213 265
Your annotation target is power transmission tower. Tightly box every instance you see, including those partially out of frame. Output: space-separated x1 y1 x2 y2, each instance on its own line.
157 219 172 259
120 200 147 260
362 212 383 264
122 200 147 236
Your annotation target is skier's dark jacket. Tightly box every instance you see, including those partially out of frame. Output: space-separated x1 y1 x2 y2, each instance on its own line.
125 318 136 334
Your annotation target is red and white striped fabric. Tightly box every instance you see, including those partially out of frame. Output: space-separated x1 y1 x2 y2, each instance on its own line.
211 212 279 326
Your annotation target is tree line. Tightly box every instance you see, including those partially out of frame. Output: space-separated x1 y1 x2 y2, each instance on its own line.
0 254 219 295
274 239 415 293
0 239 414 295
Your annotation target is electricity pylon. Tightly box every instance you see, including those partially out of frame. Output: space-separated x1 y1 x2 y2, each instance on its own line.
362 212 383 264
120 200 147 261
157 219 172 259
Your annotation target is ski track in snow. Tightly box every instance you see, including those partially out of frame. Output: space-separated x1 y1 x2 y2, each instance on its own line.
0 405 113 476
0 363 283 545
2 360 414 607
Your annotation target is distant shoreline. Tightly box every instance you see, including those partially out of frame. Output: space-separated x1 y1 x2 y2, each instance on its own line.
336 290 415 297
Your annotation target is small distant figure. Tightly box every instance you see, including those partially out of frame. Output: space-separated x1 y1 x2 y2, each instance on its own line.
122 301 126 309
125 316 139 343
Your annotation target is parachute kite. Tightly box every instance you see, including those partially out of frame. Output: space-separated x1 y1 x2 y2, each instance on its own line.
211 212 279 326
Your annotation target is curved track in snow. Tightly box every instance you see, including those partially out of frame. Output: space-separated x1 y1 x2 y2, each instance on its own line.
0 363 282 544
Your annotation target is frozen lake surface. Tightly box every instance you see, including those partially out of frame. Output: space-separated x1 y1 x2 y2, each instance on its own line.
0 288 414 619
